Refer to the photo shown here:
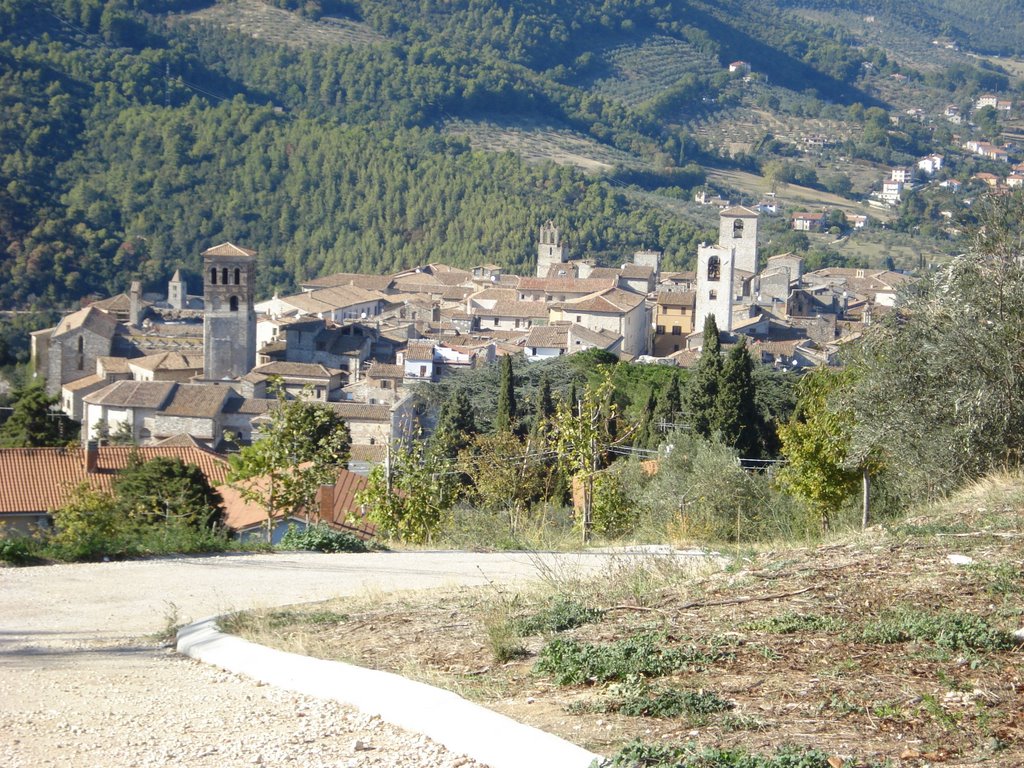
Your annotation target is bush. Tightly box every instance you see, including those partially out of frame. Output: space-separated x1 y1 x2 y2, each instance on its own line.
277 523 370 553
515 596 604 635
0 535 43 565
535 634 728 686
860 608 1019 652
603 740 845 767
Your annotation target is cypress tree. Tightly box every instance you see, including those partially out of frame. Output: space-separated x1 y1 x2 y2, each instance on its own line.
536 374 554 421
432 387 478 459
636 387 659 449
652 372 681 434
715 338 763 459
684 314 723 438
495 354 517 432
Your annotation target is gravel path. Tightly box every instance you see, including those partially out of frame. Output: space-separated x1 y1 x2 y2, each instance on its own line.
0 551 608 767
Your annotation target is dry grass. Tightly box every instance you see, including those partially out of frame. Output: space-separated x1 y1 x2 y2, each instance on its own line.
228 473 1024 765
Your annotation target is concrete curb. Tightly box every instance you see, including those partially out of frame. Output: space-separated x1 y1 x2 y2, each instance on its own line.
178 617 604 768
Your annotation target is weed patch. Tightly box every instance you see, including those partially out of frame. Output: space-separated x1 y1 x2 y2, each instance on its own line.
745 612 841 634
860 608 1019 652
515 596 604 635
535 634 729 686
598 740 854 767
611 683 733 719
277 524 371 553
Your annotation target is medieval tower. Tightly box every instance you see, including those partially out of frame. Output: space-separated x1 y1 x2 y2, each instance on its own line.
718 206 759 274
536 221 567 278
694 242 735 334
202 242 256 381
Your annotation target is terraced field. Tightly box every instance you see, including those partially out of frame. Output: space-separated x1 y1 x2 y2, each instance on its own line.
589 35 719 109
444 118 643 173
180 0 386 49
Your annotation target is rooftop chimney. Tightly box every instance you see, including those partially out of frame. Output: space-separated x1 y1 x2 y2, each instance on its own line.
318 482 336 525
85 440 99 474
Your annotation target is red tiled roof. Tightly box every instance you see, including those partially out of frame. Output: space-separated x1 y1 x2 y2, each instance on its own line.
0 445 230 515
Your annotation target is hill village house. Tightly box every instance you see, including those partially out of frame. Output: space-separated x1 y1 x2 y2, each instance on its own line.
8 212 908 537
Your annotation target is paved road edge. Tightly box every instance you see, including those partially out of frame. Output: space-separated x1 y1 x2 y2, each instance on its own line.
178 617 604 768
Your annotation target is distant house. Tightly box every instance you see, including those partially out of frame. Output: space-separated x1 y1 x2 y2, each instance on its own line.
791 212 825 232
0 441 229 534
728 61 751 74
918 154 943 175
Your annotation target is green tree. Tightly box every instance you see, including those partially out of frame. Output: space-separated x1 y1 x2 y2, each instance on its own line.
495 354 517 433
357 437 456 544
432 386 478 460
714 338 764 459
683 315 722 438
460 430 546 538
228 385 351 541
114 455 224 529
635 387 659 449
553 370 618 542
776 367 862 532
0 382 78 447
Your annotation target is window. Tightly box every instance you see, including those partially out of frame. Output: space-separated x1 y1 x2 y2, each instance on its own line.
493 317 499 326
234 268 241 285
419 365 427 378
656 325 665 334
707 255 720 281
381 380 391 389
221 267 229 285
576 315 582 323
733 219 744 238
229 296 239 312
709 290 717 301
210 268 218 284
673 344 680 352
671 326 681 336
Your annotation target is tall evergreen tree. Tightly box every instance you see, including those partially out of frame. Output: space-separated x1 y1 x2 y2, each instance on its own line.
636 387 659 449
0 383 78 447
536 374 554 421
684 315 723 438
495 354 517 432
714 338 764 459
432 387 478 459
651 373 681 434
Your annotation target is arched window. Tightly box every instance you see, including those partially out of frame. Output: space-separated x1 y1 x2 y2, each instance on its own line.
707 255 720 281
229 296 239 312
77 336 84 353
221 267 229 285
210 268 217 285
234 268 241 285
733 219 744 238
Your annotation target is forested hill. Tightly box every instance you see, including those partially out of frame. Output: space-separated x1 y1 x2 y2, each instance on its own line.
774 0 1024 57
0 0 927 306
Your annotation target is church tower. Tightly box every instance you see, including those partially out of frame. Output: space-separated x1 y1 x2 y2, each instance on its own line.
202 242 257 381
718 206 759 274
168 269 186 310
536 221 567 278
694 243 735 334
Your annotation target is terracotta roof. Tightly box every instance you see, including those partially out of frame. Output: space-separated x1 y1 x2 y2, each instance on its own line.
251 362 342 378
524 325 568 349
300 272 394 292
97 356 132 374
719 206 760 218
84 380 176 409
157 384 231 419
470 300 550 319
349 444 387 463
53 306 119 339
327 402 391 421
91 293 136 313
62 374 104 393
0 445 230 514
128 352 203 373
517 277 617 293
366 363 404 379
224 397 276 415
586 266 654 281
560 287 646 313
467 287 519 303
202 242 257 258
657 291 696 308
404 341 436 360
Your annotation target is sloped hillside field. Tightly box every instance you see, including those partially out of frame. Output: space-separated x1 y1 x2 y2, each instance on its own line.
228 477 1024 766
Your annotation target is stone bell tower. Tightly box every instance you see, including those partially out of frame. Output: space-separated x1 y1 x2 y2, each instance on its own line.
536 221 567 278
202 242 257 381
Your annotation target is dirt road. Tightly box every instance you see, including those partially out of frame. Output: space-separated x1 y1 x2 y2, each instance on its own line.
0 550 607 767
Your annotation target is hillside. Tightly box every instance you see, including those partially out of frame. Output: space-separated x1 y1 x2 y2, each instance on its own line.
0 0 1013 313
229 473 1024 766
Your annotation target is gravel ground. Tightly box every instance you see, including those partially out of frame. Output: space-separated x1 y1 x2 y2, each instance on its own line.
0 551 608 768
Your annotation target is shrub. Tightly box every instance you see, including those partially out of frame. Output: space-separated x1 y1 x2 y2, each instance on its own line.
612 684 733 718
535 634 728 686
746 612 842 634
602 740 846 768
0 535 42 565
277 523 370 553
515 596 604 635
860 608 1019 652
